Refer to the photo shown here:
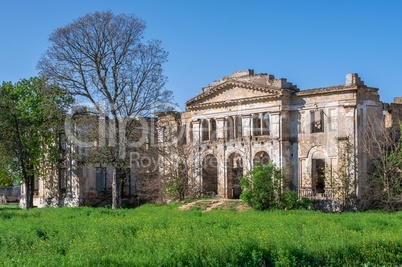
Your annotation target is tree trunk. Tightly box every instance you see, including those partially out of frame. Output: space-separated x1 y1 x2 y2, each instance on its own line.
112 168 122 209
24 178 30 210
29 175 34 208
111 111 122 209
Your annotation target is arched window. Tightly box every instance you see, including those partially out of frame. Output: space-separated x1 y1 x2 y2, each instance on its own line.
253 151 270 166
235 116 242 139
210 119 217 142
226 117 234 140
262 113 270 135
202 119 209 141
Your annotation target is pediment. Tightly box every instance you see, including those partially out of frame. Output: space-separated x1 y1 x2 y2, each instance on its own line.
186 81 281 110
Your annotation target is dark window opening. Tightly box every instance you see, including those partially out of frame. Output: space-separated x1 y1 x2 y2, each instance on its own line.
202 120 209 141
95 167 107 194
59 168 67 191
313 159 325 193
226 117 234 140
311 110 324 133
236 116 242 139
210 119 217 142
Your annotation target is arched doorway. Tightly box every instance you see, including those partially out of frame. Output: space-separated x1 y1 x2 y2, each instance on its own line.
227 153 243 199
253 151 270 166
202 155 218 195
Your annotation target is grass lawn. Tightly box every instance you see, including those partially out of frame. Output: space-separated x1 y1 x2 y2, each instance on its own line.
0 203 401 266
0 203 19 209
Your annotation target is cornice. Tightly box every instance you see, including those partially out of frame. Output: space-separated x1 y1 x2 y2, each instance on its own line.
185 80 287 108
187 94 282 111
296 85 378 97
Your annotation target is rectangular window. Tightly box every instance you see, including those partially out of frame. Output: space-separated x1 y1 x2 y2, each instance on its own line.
95 167 106 194
253 115 261 136
60 133 66 151
34 176 39 196
311 110 324 133
180 124 187 144
123 168 131 197
262 113 270 135
59 168 67 190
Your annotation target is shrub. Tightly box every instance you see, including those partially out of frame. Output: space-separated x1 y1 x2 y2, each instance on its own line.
240 162 282 210
282 190 313 210
240 162 312 211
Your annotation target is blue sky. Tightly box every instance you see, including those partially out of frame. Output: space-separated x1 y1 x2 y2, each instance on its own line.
1 1 402 110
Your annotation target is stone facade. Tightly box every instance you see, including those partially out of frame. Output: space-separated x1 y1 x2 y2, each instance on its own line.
20 108 155 208
158 69 402 202
23 69 402 207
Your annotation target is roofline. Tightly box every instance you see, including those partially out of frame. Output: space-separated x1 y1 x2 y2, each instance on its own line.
296 85 379 97
186 80 298 107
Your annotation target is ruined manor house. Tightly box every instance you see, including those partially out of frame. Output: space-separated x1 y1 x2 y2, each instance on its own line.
23 69 402 207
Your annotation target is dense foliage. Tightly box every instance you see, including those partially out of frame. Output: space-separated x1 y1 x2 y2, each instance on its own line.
1 204 402 266
240 162 311 210
0 78 71 206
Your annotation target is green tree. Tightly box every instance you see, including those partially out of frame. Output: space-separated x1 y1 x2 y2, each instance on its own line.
38 10 172 209
0 169 13 187
240 162 283 210
0 151 18 187
0 78 71 209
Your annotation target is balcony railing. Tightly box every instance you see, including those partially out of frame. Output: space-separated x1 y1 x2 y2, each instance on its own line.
298 188 335 199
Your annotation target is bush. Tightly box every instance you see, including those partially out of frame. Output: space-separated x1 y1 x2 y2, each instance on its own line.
240 162 312 211
240 162 282 210
282 190 313 210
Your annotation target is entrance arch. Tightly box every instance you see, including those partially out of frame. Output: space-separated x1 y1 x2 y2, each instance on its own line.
202 155 218 195
227 153 243 199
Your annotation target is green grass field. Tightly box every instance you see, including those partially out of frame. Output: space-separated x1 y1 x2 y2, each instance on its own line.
0 203 402 266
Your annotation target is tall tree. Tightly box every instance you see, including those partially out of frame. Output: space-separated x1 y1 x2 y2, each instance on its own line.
38 10 172 209
0 78 71 209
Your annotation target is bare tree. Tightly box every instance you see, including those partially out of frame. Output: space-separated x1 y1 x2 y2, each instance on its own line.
361 112 402 210
149 114 198 202
326 137 358 211
38 11 172 209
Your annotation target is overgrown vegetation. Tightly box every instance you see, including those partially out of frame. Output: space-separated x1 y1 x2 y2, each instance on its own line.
0 78 72 208
240 162 312 210
1 205 402 266
362 120 402 211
